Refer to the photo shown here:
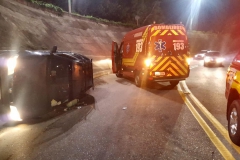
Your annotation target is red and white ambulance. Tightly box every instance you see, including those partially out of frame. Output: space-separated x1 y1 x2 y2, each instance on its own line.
112 24 190 87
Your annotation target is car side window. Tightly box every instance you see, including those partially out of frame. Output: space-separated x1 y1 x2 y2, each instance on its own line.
51 56 70 78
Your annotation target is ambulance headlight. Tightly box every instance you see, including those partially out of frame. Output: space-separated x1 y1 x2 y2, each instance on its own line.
7 56 18 75
9 105 22 121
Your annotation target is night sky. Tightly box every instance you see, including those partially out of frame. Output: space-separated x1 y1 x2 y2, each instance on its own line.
161 0 240 32
44 0 240 32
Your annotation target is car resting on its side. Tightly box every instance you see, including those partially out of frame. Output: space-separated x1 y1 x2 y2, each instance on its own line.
0 46 94 120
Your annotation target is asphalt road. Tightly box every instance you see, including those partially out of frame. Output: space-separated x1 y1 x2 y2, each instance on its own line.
0 56 240 160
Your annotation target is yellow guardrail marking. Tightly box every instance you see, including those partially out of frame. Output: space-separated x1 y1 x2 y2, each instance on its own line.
181 81 240 155
177 84 236 160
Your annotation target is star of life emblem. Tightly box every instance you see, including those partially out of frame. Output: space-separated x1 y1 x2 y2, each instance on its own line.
154 39 166 52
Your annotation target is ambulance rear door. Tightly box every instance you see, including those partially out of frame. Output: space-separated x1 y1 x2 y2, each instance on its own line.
111 41 122 73
148 25 189 79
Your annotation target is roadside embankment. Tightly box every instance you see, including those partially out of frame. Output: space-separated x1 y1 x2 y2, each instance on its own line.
0 0 130 59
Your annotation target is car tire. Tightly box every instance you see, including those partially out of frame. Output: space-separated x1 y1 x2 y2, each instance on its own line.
169 81 179 87
228 100 240 146
134 74 141 87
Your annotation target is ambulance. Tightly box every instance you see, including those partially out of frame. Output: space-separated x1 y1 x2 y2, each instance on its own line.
111 24 190 87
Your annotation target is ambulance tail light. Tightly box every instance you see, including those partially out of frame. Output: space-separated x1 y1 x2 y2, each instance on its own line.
145 59 152 67
145 58 155 68
186 57 192 65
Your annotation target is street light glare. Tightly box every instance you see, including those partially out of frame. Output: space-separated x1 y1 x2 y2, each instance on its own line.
188 0 202 30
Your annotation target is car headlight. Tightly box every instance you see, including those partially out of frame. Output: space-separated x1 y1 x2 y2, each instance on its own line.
204 57 211 63
7 56 18 75
216 57 224 63
9 105 22 121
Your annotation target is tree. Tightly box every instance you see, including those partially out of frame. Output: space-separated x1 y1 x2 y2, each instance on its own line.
34 0 165 25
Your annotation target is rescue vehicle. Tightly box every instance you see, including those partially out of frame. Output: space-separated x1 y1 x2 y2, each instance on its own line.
111 24 190 87
225 51 240 145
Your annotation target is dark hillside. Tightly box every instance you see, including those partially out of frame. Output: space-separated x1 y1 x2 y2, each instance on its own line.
0 0 130 58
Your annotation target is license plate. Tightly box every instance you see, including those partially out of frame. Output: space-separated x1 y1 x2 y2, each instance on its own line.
155 72 165 76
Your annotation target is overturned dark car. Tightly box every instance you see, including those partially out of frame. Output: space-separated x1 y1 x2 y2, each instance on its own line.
0 47 94 120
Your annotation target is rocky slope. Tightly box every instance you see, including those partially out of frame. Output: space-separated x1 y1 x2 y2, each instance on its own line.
0 0 130 58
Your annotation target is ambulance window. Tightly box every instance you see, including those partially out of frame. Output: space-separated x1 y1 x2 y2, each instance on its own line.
120 45 123 54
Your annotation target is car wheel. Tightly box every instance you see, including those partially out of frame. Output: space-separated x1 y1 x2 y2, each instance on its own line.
228 100 240 146
134 74 141 87
169 81 179 87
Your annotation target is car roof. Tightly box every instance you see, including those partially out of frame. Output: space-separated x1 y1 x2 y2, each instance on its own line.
207 51 219 53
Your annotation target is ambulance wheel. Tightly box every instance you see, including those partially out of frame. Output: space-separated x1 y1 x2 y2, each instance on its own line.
228 100 240 146
134 74 141 87
170 81 179 87
116 71 123 78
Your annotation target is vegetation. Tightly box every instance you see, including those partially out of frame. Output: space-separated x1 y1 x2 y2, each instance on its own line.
22 0 240 53
26 0 63 12
34 0 164 27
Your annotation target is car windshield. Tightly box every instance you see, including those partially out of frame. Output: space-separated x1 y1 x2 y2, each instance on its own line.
205 51 220 56
199 50 207 54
